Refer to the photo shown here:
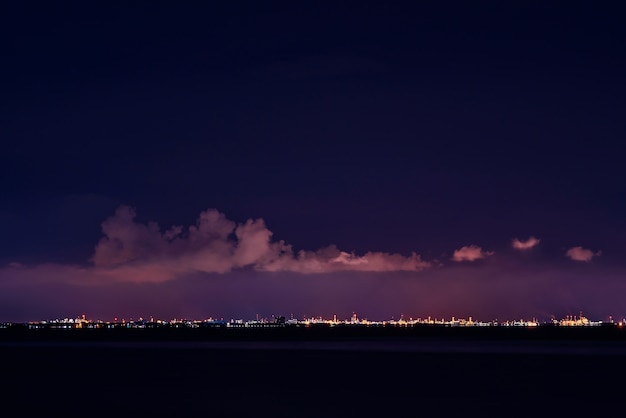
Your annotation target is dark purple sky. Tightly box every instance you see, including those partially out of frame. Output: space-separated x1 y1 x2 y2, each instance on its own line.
1 1 625 323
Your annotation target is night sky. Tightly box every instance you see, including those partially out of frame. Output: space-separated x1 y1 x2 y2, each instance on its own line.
1 1 625 323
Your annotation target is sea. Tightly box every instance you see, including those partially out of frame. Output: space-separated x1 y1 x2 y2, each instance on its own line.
2 326 625 417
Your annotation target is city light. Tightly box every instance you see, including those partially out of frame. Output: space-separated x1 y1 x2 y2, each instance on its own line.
3 311 622 330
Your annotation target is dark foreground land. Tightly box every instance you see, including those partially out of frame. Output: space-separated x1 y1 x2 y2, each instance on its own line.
2 326 626 417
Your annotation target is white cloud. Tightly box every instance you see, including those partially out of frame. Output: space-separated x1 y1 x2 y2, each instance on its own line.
565 246 601 262
451 245 494 262
512 236 540 250
88 205 432 281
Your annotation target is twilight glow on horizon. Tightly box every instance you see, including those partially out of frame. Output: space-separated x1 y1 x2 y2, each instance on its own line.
0 204 620 323
1 2 625 323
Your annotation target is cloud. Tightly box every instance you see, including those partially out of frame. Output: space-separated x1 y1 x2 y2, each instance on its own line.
565 246 601 262
261 245 431 273
451 245 494 262
89 205 431 281
512 236 540 250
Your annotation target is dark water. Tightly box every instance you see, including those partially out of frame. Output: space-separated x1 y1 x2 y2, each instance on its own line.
3 337 626 417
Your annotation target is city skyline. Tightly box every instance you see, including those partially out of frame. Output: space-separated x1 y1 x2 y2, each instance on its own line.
5 309 622 327
2 2 625 323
